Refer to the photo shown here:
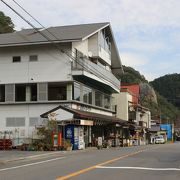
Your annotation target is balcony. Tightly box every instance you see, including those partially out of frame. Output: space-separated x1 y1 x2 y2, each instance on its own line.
72 56 120 92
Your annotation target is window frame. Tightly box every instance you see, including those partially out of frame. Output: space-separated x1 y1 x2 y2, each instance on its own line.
29 55 38 62
12 56 21 63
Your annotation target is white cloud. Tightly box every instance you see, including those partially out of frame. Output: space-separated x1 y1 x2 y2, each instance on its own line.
120 52 158 81
1 0 180 30
0 0 179 81
120 39 166 52
120 52 149 66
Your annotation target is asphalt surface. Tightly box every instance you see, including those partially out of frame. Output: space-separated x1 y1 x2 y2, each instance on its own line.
0 143 180 180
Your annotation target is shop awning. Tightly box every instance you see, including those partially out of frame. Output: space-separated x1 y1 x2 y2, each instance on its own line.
41 105 127 125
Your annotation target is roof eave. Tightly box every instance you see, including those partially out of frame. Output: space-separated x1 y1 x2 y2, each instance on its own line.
0 39 81 48
81 23 110 41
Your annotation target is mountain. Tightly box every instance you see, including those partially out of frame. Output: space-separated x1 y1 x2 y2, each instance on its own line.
119 66 180 122
150 73 180 109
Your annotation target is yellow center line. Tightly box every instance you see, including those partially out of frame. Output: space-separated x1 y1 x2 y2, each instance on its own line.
56 148 149 180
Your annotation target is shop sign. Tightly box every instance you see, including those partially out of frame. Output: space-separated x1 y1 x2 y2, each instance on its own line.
65 125 74 139
98 137 103 146
77 104 91 112
80 120 93 126
74 127 79 150
78 127 85 150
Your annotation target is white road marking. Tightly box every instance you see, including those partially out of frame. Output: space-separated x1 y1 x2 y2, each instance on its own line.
96 166 180 171
0 156 66 172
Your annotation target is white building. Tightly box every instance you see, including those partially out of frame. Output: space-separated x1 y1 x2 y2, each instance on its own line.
0 23 123 147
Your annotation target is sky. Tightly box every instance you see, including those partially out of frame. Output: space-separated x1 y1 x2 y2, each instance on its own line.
1 0 180 81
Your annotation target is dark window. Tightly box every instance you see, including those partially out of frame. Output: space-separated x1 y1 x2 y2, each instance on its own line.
30 84 37 101
48 83 66 101
13 56 21 63
73 82 80 101
15 84 26 101
29 55 38 62
0 85 5 102
95 91 103 107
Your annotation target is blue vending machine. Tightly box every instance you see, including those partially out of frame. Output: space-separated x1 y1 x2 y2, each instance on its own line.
65 125 79 150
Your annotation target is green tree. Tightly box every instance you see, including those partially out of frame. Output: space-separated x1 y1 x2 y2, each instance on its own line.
36 119 58 150
119 66 147 83
0 11 15 33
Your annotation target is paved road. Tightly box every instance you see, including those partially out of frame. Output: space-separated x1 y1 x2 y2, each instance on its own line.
0 143 180 180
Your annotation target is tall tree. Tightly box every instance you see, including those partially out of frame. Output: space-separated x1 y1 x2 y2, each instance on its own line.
0 11 14 33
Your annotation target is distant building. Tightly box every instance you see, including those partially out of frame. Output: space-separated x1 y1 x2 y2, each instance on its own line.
121 83 140 105
113 83 151 145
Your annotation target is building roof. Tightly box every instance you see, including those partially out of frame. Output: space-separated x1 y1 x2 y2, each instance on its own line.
149 125 161 132
0 22 109 47
0 22 123 76
41 105 127 124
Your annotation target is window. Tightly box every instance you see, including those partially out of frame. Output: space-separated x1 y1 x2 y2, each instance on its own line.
74 82 80 101
5 84 15 102
25 84 37 101
104 95 111 109
29 117 39 127
83 86 92 104
30 84 37 101
12 56 21 63
29 55 38 62
48 83 67 101
38 83 48 101
6 117 25 127
15 84 26 102
95 91 103 107
0 85 5 102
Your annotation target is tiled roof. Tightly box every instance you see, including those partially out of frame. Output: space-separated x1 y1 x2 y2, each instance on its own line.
0 22 109 46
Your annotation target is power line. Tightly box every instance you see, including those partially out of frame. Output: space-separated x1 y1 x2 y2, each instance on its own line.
1 0 120 89
10 0 120 88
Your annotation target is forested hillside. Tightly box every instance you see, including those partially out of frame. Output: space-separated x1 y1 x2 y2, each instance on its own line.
119 66 147 83
150 73 180 109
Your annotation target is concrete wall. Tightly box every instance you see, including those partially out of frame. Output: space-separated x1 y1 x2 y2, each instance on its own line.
88 33 98 56
0 44 72 84
113 92 132 121
88 31 111 65
140 110 151 128
0 103 61 140
72 39 89 56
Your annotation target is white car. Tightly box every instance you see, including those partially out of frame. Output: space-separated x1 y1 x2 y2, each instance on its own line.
155 135 165 144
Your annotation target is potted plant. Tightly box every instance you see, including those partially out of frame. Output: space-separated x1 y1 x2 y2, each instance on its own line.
64 139 72 151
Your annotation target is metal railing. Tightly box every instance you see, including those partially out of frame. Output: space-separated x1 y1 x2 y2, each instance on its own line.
72 55 120 90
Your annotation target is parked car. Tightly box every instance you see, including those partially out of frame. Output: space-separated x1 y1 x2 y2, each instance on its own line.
155 135 165 144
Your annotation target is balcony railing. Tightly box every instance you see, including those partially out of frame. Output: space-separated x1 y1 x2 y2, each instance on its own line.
72 56 120 90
